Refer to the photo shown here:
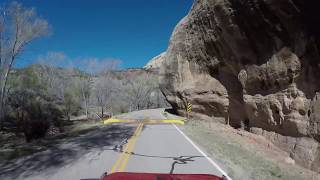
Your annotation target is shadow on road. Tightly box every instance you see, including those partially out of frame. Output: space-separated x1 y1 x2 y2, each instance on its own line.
0 125 135 179
1 123 209 179
108 148 205 174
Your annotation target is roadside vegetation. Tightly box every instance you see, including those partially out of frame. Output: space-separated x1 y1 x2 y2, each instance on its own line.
183 120 319 180
0 120 100 162
0 2 167 161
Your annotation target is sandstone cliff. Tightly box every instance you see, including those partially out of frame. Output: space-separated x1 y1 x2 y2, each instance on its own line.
159 0 320 172
144 52 166 71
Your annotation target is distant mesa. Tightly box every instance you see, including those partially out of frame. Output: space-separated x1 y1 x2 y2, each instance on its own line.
144 52 166 72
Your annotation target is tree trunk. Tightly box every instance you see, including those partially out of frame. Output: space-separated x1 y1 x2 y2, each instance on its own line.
0 51 17 130
82 92 89 119
0 68 10 130
0 76 5 130
84 101 88 119
101 106 104 119
0 100 4 130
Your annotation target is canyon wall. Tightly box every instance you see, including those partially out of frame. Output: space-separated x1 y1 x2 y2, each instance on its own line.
159 0 320 172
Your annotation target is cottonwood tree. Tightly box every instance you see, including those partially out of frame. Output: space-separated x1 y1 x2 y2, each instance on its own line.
124 73 157 111
75 75 92 119
49 73 80 121
95 60 121 118
34 52 80 120
62 86 81 121
33 53 70 120
80 58 121 119
0 2 49 129
6 67 63 141
36 52 67 89
94 76 118 118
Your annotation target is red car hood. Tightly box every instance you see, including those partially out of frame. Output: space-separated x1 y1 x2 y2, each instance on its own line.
102 172 225 180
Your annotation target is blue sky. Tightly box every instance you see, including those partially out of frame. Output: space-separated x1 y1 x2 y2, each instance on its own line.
5 0 194 69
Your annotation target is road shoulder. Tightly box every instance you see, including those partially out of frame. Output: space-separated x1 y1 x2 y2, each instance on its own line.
182 120 319 180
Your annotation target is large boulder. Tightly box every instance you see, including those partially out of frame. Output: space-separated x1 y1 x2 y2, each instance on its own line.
159 0 320 171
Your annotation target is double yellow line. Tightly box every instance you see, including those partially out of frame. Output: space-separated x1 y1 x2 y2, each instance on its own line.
104 118 186 125
109 123 144 173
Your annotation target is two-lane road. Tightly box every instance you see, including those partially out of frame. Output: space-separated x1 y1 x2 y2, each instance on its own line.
123 124 223 175
0 108 230 180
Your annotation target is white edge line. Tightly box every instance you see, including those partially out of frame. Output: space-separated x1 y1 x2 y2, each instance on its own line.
172 124 232 180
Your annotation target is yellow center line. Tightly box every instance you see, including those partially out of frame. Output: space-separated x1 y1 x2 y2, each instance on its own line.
109 124 140 173
109 123 144 173
104 118 186 125
118 123 143 172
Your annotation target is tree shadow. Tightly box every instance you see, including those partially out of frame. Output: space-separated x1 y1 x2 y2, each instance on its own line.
1 124 208 179
0 125 136 179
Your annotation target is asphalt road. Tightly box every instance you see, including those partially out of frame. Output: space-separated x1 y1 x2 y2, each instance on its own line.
0 108 229 180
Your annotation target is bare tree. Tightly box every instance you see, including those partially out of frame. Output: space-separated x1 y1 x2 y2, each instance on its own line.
33 54 82 121
125 74 157 111
75 75 92 119
94 59 121 118
36 52 66 89
0 2 49 128
78 58 121 119
94 76 118 118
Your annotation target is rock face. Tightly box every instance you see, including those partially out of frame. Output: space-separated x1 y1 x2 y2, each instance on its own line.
144 52 166 72
159 0 320 172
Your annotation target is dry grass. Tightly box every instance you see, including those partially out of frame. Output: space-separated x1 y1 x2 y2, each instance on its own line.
183 120 320 180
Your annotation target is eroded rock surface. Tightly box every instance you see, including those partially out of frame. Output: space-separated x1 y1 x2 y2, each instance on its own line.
159 0 320 172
